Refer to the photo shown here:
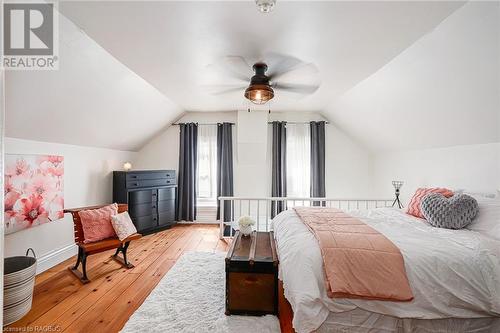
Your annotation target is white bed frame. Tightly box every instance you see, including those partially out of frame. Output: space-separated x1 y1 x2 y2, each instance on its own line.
218 196 393 239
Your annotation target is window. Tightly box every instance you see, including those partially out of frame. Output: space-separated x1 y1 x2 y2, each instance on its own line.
286 123 310 198
197 125 217 204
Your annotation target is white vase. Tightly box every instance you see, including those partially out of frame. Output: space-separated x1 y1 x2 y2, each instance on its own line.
239 225 253 237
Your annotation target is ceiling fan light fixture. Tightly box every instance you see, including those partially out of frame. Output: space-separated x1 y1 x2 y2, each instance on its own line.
255 0 276 13
245 84 274 105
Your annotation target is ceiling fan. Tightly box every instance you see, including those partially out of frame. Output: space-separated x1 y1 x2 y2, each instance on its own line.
203 54 320 105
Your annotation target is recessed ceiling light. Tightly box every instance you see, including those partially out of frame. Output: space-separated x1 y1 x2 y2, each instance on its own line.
255 0 276 13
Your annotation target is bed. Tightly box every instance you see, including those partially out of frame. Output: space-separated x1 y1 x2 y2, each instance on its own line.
272 207 500 333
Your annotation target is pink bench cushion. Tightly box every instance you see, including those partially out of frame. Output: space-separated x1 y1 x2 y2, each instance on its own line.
78 203 118 243
406 188 453 218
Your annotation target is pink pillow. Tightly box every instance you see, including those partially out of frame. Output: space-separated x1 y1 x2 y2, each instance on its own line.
78 203 118 243
406 188 454 218
111 211 137 241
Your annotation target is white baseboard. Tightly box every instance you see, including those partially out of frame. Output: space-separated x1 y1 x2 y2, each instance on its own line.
36 243 78 274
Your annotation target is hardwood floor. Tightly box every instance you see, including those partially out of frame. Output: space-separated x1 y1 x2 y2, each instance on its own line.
7 224 229 333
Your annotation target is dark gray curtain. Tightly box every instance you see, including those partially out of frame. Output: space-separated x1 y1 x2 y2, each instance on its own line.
216 123 234 222
177 123 198 221
310 121 326 206
271 121 287 217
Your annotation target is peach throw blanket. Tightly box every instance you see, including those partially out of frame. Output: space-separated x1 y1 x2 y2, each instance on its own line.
294 207 413 301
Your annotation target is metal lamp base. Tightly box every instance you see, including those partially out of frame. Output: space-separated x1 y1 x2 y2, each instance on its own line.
392 195 404 209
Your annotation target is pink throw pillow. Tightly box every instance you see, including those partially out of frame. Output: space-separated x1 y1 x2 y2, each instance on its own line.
406 188 453 218
79 203 118 243
111 211 137 241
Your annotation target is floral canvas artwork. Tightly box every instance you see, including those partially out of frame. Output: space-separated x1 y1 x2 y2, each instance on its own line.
4 154 64 235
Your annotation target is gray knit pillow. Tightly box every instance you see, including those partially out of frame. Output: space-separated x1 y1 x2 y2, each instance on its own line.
420 193 479 229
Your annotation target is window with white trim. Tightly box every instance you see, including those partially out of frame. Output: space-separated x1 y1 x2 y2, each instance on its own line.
286 123 311 198
196 125 217 205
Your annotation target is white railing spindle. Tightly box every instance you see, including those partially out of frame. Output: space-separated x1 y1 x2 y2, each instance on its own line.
218 197 393 239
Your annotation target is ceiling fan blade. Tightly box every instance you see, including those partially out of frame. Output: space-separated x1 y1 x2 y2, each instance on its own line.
205 55 252 83
274 83 320 95
268 62 319 82
264 52 303 78
200 84 246 96
222 56 252 81
212 87 246 96
205 65 248 84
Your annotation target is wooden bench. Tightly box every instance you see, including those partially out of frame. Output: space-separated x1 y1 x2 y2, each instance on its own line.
64 204 142 284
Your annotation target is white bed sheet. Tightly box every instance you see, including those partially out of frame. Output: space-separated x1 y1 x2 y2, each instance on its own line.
318 308 500 333
272 208 500 333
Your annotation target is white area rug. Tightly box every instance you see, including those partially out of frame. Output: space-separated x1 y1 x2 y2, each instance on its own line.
121 251 281 333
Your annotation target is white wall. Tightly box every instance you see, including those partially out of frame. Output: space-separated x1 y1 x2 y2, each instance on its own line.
325 125 375 198
268 112 375 198
236 110 269 198
4 138 137 273
373 143 500 204
135 111 376 204
6 8 183 152
134 112 237 171
1 69 5 324
325 1 500 152
325 1 500 205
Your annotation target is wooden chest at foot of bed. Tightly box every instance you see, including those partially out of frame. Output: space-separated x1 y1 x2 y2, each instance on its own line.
225 231 279 316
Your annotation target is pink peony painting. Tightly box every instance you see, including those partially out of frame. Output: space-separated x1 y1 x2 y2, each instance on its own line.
4 154 64 234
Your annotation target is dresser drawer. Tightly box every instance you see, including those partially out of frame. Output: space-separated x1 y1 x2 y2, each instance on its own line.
158 187 176 201
132 215 157 232
159 211 175 226
158 199 175 213
129 203 156 218
126 171 175 181
127 178 175 188
129 190 153 205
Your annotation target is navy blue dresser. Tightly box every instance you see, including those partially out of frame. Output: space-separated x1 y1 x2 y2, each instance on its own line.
113 170 177 234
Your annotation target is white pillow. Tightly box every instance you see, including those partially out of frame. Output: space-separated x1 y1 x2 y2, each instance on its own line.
454 189 498 199
111 211 138 241
467 192 497 199
466 195 500 240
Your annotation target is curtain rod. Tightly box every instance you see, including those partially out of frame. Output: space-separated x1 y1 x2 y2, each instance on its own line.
267 121 329 124
172 122 235 126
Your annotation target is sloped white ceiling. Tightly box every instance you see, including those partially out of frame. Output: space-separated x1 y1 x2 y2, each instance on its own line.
5 8 183 151
325 1 500 152
8 1 488 152
59 1 463 113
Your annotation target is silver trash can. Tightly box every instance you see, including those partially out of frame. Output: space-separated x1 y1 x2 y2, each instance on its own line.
3 248 37 326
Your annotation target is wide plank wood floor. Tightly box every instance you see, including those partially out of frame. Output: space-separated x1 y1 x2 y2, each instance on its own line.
7 224 229 333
